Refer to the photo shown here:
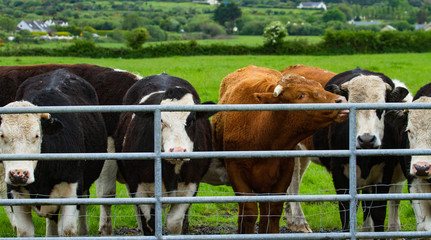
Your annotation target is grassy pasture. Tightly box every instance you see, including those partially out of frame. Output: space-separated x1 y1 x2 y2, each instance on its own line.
0 53 429 236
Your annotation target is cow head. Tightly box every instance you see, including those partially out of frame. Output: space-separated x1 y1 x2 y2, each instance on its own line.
137 87 216 165
327 74 409 149
0 101 63 186
254 73 349 127
406 97 431 178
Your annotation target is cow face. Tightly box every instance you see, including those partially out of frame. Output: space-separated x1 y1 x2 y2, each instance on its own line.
255 73 349 125
407 97 431 178
0 101 62 186
138 88 215 165
328 75 408 149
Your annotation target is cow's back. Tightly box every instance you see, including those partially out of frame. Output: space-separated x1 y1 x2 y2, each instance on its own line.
0 64 138 135
281 64 336 87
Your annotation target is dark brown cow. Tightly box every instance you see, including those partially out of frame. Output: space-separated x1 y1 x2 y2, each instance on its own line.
0 64 140 235
212 65 349 234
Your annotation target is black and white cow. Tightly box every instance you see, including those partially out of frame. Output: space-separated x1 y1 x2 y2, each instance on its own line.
0 63 141 235
313 67 410 233
114 73 215 235
386 82 431 232
0 69 107 237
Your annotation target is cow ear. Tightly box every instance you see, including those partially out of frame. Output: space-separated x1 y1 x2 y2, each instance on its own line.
254 93 280 104
385 109 408 127
41 117 63 135
326 84 348 98
196 101 217 119
387 87 409 103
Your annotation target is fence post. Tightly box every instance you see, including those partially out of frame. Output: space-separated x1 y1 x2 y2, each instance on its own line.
154 109 163 239
349 107 357 240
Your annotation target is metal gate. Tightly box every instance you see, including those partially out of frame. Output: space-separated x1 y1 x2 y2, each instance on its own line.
1 102 431 240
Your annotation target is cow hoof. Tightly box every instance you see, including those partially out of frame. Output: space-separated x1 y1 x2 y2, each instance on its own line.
287 222 312 233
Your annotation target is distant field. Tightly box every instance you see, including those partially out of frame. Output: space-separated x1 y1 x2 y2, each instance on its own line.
0 53 429 236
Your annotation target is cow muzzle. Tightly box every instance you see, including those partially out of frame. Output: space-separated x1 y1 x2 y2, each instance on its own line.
166 147 190 164
7 169 32 186
356 133 380 149
412 162 431 177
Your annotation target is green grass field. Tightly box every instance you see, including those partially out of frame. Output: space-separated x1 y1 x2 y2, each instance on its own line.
0 53 429 236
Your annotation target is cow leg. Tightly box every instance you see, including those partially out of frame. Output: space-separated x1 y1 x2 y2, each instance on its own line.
387 183 403 232
13 205 34 237
96 159 118 236
410 178 431 231
368 184 390 234
361 188 375 232
333 162 351 231
46 214 59 236
226 162 258 234
166 183 197 235
258 201 285 233
58 204 79 236
0 164 16 231
78 205 89 235
284 156 312 233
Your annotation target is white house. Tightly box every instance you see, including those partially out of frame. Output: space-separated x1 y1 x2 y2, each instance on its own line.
297 2 327 11
194 0 218 5
17 20 52 32
45 19 69 27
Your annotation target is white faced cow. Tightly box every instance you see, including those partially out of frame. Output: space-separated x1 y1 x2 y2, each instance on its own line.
387 83 431 232
0 69 107 237
0 63 141 235
114 73 215 235
314 67 409 234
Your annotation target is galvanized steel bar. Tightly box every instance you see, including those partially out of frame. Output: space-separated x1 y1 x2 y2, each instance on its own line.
2 148 431 161
349 107 357 240
154 109 163 239
0 102 430 114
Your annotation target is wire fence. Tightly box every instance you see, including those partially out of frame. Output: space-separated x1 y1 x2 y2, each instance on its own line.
1 102 431 239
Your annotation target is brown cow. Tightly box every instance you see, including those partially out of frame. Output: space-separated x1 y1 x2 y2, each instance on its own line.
212 65 348 234
281 64 336 233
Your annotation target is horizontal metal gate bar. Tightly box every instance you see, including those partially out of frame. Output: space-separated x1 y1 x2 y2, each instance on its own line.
0 102 429 240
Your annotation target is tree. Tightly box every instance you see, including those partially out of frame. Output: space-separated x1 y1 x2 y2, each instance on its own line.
322 9 347 22
213 2 242 32
122 13 146 30
126 28 150 50
0 16 17 33
337 3 354 20
263 21 287 46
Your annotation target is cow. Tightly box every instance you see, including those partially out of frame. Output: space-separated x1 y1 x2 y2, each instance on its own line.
212 65 349 234
280 64 338 233
313 67 410 234
0 69 107 237
386 82 431 232
0 63 141 235
114 73 215 235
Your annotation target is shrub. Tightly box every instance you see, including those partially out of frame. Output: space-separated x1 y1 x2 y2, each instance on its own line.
126 28 150 50
263 21 287 47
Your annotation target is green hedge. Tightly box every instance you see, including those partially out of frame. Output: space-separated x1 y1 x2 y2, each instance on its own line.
1 30 431 58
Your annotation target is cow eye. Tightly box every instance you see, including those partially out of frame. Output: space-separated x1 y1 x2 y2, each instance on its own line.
35 134 40 140
298 94 305 100
0 134 4 140
406 129 413 137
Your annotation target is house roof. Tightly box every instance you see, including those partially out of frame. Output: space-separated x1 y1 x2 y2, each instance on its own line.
18 20 52 32
301 2 323 7
350 21 381 26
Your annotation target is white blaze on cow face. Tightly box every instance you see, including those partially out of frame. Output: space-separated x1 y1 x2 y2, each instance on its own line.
160 93 194 164
341 75 392 149
407 97 431 177
0 101 46 186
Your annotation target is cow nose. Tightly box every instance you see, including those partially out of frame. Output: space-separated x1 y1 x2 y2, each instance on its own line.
169 147 187 152
357 134 377 149
335 96 347 104
8 169 29 185
414 163 431 177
